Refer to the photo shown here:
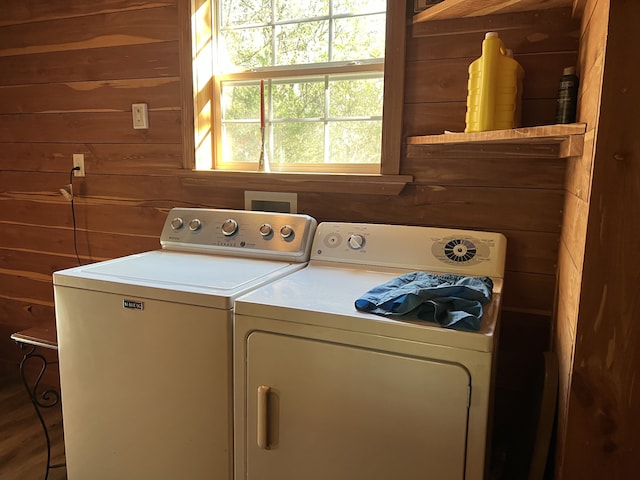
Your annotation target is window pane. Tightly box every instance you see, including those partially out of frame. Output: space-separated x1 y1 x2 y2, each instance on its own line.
272 80 324 119
221 26 272 69
220 0 271 27
275 0 328 21
275 21 329 65
333 0 386 15
221 83 261 120
333 14 386 61
329 120 381 163
329 76 384 118
220 124 261 164
272 122 324 164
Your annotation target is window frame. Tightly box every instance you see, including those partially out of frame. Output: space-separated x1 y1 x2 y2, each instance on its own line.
181 0 411 195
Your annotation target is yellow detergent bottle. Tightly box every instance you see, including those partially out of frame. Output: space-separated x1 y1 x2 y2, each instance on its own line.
465 32 524 133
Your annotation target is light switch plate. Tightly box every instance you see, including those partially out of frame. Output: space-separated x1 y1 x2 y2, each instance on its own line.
132 103 149 129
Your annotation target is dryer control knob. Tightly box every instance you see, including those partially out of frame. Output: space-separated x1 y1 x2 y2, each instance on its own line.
222 218 238 236
280 225 294 239
188 218 202 231
259 223 273 237
348 234 365 249
170 217 184 230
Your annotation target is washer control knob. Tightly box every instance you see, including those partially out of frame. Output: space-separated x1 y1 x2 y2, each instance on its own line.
188 218 202 232
348 234 365 250
280 225 294 239
170 217 184 230
222 218 238 236
259 223 273 237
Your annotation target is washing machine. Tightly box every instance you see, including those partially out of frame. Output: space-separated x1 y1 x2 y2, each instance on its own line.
233 222 506 480
53 208 316 480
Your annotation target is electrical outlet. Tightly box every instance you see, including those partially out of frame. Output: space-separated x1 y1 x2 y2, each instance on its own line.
132 103 149 129
73 154 85 177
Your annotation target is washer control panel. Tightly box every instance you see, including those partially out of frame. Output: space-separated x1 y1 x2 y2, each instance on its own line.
160 208 317 262
312 222 506 278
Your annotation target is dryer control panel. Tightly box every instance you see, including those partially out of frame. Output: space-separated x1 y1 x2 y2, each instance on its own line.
312 222 506 278
160 208 317 262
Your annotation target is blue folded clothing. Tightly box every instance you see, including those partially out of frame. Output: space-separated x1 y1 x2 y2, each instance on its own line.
354 272 493 331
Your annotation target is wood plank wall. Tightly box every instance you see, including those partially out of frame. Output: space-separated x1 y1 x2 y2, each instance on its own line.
555 0 608 473
557 0 640 477
0 1 579 473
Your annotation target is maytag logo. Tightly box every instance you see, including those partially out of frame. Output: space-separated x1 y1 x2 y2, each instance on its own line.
123 299 144 310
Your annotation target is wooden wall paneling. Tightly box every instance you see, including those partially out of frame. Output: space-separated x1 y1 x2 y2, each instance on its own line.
502 271 557 315
73 174 246 208
0 78 181 114
0 143 184 174
572 0 588 18
0 170 93 195
554 0 609 474
575 51 605 134
296 186 563 233
0 201 169 239
0 0 177 26
501 230 560 276
0 249 83 279
0 42 180 86
406 142 566 160
0 301 54 335
405 52 578 104
555 239 581 442
564 129 594 201
405 58 469 103
0 273 53 307
0 111 183 143
0 6 179 57
412 185 564 233
0 224 160 262
404 150 567 188
410 8 579 60
560 191 589 273
561 0 640 476
575 0 608 126
402 102 467 136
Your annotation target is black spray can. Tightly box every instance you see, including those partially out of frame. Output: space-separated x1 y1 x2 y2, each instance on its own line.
555 66 579 124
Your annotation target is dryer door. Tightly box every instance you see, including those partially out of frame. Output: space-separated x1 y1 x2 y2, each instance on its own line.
242 331 471 480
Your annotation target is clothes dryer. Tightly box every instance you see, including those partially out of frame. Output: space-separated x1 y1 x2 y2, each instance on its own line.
233 222 506 480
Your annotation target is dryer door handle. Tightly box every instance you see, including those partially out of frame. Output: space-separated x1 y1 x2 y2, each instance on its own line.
257 385 271 449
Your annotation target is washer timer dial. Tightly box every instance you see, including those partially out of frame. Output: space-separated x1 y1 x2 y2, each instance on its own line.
348 234 365 250
221 219 238 236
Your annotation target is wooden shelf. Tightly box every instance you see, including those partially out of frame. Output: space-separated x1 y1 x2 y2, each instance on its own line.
413 0 574 23
406 123 587 158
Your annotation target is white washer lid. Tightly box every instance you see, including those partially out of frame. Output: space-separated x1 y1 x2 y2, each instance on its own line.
234 262 502 352
53 250 306 309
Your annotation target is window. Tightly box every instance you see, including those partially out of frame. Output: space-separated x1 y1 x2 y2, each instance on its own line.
215 1 385 173
186 0 408 188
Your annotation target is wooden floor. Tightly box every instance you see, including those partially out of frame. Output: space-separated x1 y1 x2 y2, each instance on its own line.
0 374 66 480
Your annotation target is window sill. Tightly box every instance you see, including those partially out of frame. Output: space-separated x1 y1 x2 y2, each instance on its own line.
181 171 413 196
